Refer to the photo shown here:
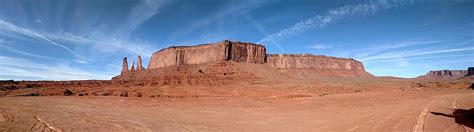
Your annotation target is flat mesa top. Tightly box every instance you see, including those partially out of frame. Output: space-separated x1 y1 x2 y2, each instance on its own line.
155 40 263 53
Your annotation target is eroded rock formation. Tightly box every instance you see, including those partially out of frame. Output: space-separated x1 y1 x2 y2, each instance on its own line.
266 54 373 78
121 57 128 74
418 70 468 79
137 55 144 71
131 61 136 71
114 40 374 83
267 54 365 70
121 56 145 74
467 67 474 76
147 40 266 69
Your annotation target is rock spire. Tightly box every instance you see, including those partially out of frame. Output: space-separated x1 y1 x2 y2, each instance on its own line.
131 61 135 71
137 55 144 71
121 57 129 74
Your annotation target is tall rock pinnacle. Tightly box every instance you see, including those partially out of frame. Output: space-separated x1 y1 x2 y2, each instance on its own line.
131 61 136 71
137 55 144 71
121 57 129 74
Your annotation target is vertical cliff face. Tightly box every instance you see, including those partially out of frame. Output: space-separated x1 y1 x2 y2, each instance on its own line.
265 54 372 78
266 54 365 70
227 43 266 63
147 40 267 69
147 41 229 69
115 40 375 82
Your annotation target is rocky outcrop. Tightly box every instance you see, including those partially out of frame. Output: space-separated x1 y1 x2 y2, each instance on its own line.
267 54 365 70
121 57 129 74
121 56 145 74
137 55 144 71
266 54 373 78
467 67 474 76
131 62 136 71
114 40 374 83
418 70 467 79
147 40 266 69
227 42 266 63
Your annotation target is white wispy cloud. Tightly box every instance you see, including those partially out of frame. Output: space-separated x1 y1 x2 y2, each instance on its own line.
0 55 113 80
364 53 474 63
436 60 474 65
167 0 270 44
244 14 286 53
308 44 332 50
0 19 93 62
0 44 56 60
108 64 121 69
48 32 155 56
257 0 410 44
0 0 165 58
0 1 169 80
361 46 474 62
244 15 269 37
115 0 169 36
353 40 441 58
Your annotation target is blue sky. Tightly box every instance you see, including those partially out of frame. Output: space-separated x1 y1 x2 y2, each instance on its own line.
0 0 473 80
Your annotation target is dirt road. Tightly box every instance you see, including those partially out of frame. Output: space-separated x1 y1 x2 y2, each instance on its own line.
0 89 472 131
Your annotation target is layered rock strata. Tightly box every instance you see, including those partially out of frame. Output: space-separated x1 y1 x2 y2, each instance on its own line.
147 40 266 69
266 54 365 70
114 40 374 83
266 54 372 78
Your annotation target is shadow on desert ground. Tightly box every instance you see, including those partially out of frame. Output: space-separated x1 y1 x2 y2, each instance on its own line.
430 108 474 129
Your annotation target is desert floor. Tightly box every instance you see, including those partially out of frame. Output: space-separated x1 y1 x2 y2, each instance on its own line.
0 88 473 131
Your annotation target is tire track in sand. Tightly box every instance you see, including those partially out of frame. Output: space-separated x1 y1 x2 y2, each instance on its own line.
30 116 62 132
412 101 433 132
413 94 470 132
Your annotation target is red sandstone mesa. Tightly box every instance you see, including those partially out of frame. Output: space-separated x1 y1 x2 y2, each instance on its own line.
266 54 365 70
418 70 468 80
266 54 372 78
147 40 266 69
113 40 373 82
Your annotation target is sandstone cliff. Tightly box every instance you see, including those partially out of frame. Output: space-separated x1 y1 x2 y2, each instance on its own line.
147 40 266 69
267 54 365 70
266 54 373 78
418 70 467 79
114 40 374 84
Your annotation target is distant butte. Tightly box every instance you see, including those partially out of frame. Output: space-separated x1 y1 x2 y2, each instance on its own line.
467 67 474 76
417 69 468 80
112 40 373 84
